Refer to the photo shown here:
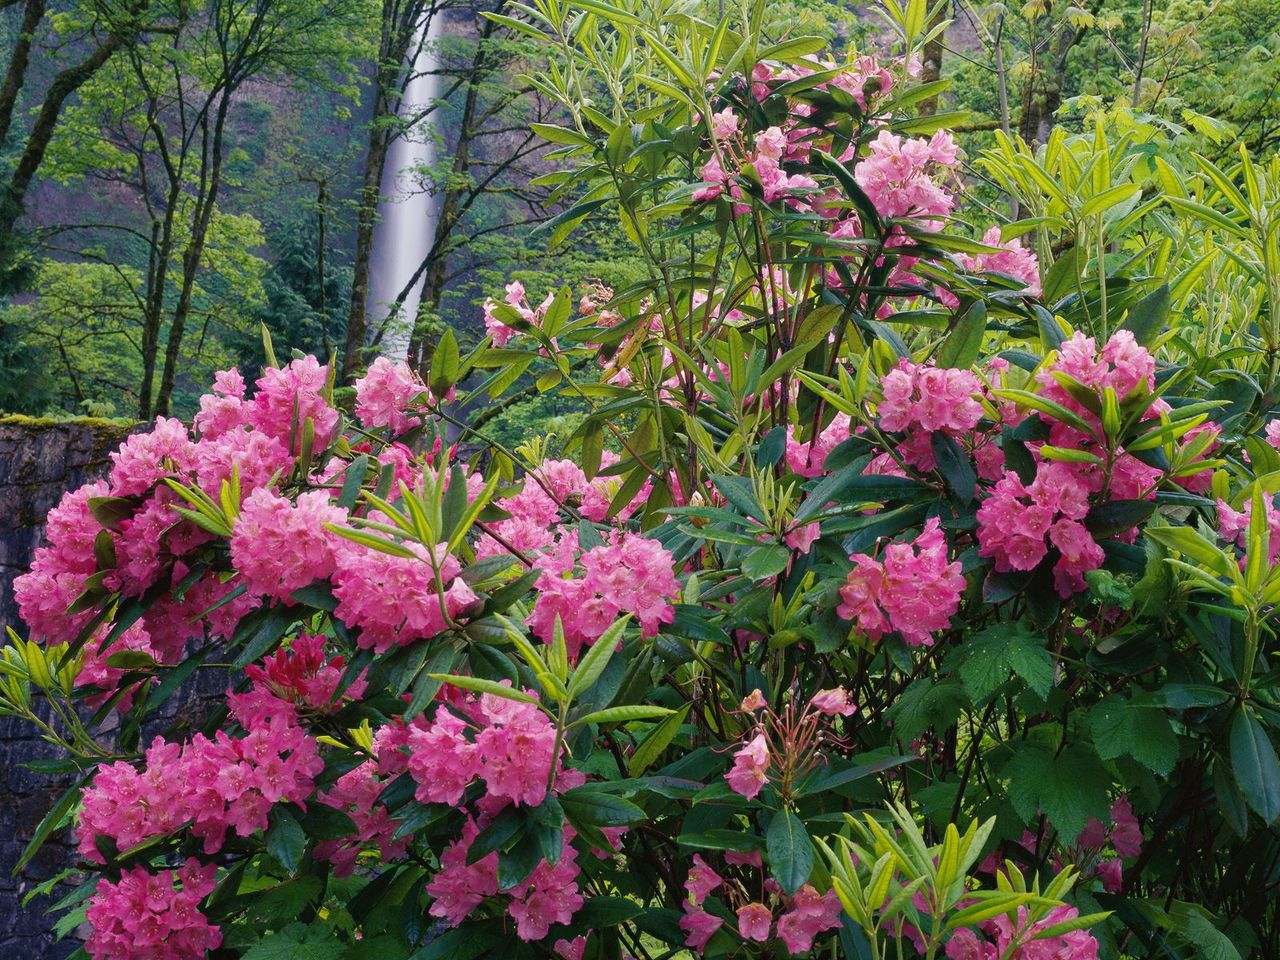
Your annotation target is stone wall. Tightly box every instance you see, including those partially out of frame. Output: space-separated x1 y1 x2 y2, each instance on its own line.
0 416 135 958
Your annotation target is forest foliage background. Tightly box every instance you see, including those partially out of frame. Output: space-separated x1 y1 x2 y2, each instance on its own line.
0 0 1278 447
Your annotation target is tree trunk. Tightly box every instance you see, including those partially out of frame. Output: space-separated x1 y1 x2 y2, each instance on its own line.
0 0 47 149
155 89 232 415
0 20 136 239
917 4 946 116
1016 2 1097 145
342 120 391 378
138 177 181 419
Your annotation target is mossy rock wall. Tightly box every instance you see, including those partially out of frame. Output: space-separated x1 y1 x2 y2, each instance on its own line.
0 416 135 959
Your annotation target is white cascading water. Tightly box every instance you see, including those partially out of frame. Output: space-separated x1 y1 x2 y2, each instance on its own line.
366 12 443 361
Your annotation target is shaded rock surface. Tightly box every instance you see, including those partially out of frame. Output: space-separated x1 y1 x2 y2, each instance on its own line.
0 417 133 958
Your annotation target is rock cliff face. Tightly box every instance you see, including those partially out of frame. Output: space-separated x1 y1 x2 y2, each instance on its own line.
0 416 134 959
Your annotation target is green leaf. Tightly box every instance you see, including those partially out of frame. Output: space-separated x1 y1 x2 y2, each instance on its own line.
266 808 307 874
568 615 630 699
1230 709 1280 825
87 496 136 530
560 786 647 827
338 455 370 510
937 301 986 369
628 704 690 776
1089 697 1179 776
428 674 539 704
241 923 346 960
711 475 765 521
1080 184 1142 219
577 895 644 927
957 625 1052 703
571 705 674 727
741 544 790 581
15 777 84 873
767 809 815 894
1120 283 1170 346
1003 742 1111 843
931 432 976 503
429 327 460 399
409 923 506 960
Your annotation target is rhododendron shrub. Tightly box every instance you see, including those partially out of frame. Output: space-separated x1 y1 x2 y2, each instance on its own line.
6 2 1280 958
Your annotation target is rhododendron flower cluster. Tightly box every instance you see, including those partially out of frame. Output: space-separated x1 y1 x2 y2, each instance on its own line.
679 846 842 955
331 539 478 652
78 713 321 861
527 531 679 657
426 819 586 941
976 463 1103 596
1218 495 1280 565
230 488 348 601
838 517 965 645
234 632 366 723
85 859 221 960
958 227 1042 296
726 686 858 801
786 413 853 478
878 360 983 435
354 355 429 433
407 690 559 807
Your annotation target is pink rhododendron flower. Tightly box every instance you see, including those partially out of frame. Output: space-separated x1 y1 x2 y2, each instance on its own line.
331 539 477 651
741 689 766 711
785 520 821 553
1108 795 1143 858
686 854 723 903
230 487 348 602
681 904 724 951
855 129 958 225
473 692 560 806
785 413 852 477
78 715 322 863
956 226 1041 296
726 731 770 799
233 632 365 724
407 691 560 808
85 859 221 960
879 360 983 434
1267 419 1280 450
109 417 198 496
194 367 249 439
527 532 678 658
426 819 500 926
250 356 339 452
837 518 965 646
354 356 427 434
811 687 857 716
507 836 585 940
315 759 409 876
1218 496 1280 565
737 902 773 941
776 885 842 953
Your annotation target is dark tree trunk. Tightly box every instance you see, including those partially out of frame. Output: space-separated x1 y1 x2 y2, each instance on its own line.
343 119 392 378
155 89 232 416
0 18 138 240
0 0 47 148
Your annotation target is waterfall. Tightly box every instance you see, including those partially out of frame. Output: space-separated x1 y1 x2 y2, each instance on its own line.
366 13 443 361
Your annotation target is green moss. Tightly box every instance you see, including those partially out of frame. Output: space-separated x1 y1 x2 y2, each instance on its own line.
0 413 136 433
